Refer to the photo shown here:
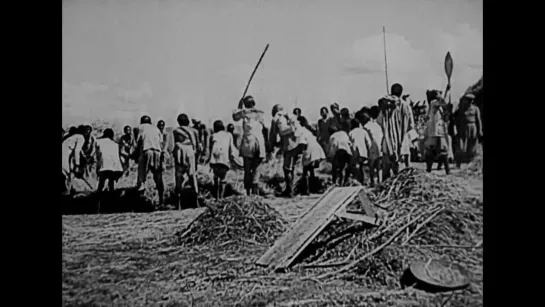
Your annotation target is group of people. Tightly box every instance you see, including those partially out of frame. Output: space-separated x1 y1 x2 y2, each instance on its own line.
62 81 483 207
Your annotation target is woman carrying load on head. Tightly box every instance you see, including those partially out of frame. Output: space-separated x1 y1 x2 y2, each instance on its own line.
232 95 269 196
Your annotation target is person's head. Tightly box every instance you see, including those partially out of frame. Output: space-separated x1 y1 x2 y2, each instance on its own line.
243 95 256 108
293 108 302 117
297 116 311 130
378 97 388 111
320 106 329 119
76 125 86 135
360 111 371 126
328 124 339 135
460 93 475 108
68 126 77 135
330 103 340 116
123 125 132 135
177 113 190 127
213 120 225 133
369 106 380 120
272 104 284 117
350 118 361 130
157 120 165 132
426 90 441 103
340 108 350 119
140 115 152 125
83 125 93 139
102 128 115 140
391 83 403 98
227 123 235 133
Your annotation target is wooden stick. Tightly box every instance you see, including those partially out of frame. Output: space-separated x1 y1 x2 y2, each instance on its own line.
401 207 444 245
316 211 425 279
240 44 270 103
383 26 389 95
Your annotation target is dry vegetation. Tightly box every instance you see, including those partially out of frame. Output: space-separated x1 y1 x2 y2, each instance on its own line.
63 123 483 306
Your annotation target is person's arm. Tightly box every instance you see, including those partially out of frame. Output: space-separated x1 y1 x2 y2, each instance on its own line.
232 108 244 122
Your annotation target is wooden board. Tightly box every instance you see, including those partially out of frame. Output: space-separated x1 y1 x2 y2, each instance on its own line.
256 187 362 271
335 211 379 226
357 189 376 218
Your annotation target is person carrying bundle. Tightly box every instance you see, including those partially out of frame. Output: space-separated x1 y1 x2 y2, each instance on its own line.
62 125 86 195
269 104 304 198
297 116 326 195
232 95 268 196
206 120 240 199
328 121 352 186
95 128 124 192
173 114 199 209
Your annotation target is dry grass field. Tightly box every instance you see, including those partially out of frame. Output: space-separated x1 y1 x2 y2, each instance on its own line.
62 132 483 306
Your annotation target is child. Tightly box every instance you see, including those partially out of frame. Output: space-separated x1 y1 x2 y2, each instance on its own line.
364 106 384 186
328 121 352 186
206 120 238 199
349 117 368 185
298 116 326 195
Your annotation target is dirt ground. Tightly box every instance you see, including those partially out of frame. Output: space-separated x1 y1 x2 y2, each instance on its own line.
62 156 482 307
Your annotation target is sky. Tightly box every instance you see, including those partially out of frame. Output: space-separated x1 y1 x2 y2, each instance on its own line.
62 0 482 128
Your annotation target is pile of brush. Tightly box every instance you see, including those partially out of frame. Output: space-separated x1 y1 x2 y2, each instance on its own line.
176 196 288 247
299 168 483 302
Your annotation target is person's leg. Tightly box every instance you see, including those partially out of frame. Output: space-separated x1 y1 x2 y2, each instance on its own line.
425 147 435 173
251 158 262 196
136 152 148 191
281 150 295 197
243 157 252 195
467 136 478 162
153 169 165 206
107 175 115 192
97 173 106 192
369 159 376 187
376 158 383 184
331 153 339 185
382 154 391 180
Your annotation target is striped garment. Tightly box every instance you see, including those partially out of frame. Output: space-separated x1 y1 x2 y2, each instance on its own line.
378 98 415 159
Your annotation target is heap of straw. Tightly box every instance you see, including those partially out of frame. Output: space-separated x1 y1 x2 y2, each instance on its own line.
176 196 287 247
298 168 482 300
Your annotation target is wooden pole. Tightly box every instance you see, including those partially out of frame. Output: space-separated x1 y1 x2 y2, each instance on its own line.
241 44 270 103
383 26 390 95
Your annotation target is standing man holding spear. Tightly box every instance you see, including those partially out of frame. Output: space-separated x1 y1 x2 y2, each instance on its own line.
232 44 270 196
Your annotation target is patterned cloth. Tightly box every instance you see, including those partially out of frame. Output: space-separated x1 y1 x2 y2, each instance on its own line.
378 97 415 160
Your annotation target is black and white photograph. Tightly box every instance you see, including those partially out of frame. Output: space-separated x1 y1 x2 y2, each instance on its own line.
62 0 483 305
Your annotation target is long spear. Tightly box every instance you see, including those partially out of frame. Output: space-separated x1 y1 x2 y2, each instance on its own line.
240 44 270 104
383 26 389 95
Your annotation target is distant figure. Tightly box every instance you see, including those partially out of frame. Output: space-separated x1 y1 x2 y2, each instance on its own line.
454 93 482 168
328 122 352 186
157 120 168 166
173 114 199 209
317 107 331 153
297 116 325 195
340 108 352 132
227 123 241 149
232 95 268 196
119 125 135 174
95 128 124 192
349 118 368 185
364 106 384 186
206 120 239 199
378 83 415 179
424 88 451 175
269 104 304 198
135 115 165 206
61 126 86 195
328 103 342 131
293 108 302 117
79 125 96 177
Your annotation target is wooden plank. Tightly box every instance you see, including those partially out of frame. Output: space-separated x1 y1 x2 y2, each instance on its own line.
270 187 362 271
357 189 376 218
335 211 379 226
256 187 348 267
